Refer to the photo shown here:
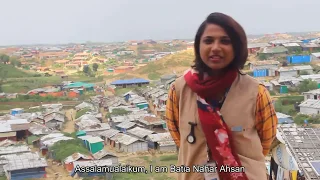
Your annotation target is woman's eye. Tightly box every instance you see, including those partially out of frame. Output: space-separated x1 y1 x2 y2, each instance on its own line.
221 39 231 44
203 39 213 44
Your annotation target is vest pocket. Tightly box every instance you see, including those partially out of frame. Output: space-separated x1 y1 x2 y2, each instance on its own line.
237 154 267 180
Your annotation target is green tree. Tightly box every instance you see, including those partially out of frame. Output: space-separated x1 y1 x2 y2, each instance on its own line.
83 65 89 74
258 53 267 60
297 79 318 93
92 63 99 71
22 65 30 70
0 54 10 64
0 66 8 92
10 58 19 67
16 61 22 67
83 65 93 76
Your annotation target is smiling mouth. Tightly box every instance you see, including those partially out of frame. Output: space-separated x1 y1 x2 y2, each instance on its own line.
209 55 223 62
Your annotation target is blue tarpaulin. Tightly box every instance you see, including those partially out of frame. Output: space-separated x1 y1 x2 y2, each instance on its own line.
110 78 149 85
287 55 311 64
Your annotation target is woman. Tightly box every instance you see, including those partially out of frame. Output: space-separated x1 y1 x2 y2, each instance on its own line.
166 12 278 180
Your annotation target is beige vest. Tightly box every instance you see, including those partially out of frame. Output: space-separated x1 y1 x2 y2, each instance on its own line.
174 73 267 180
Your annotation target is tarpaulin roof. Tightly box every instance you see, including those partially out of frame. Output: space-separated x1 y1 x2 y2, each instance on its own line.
110 78 149 85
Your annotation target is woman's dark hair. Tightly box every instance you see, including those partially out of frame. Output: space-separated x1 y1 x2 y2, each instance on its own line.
191 12 248 73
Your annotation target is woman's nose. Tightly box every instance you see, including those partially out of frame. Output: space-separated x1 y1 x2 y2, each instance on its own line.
211 42 221 52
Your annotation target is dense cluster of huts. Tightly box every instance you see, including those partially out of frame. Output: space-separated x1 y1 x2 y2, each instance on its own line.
0 103 66 179
0 81 105 100
0 80 177 179
246 38 320 179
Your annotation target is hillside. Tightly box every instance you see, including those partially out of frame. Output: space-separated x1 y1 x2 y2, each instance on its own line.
131 49 194 80
0 64 34 78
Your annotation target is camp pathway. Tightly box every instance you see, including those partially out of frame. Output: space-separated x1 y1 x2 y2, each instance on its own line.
63 108 75 133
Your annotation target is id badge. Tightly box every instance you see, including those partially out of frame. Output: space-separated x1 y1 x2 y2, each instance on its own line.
204 161 220 180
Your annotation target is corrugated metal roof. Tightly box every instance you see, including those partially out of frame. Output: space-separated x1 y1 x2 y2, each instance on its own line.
44 112 65 123
300 43 320 48
299 99 320 109
75 102 94 111
0 119 30 133
278 65 313 72
302 89 320 95
158 141 176 146
269 40 291 44
83 123 110 132
76 119 101 130
40 133 64 142
260 46 288 53
270 80 281 86
127 127 154 138
0 140 16 147
145 88 162 96
73 159 113 167
76 114 100 122
139 116 165 126
29 122 58 135
110 78 149 85
0 114 19 121
151 91 167 99
86 136 104 143
1 152 47 171
300 74 320 80
282 43 301 47
78 135 93 141
312 52 320 57
92 149 117 160
0 145 31 155
147 132 173 142
293 65 313 70
276 112 292 119
110 133 139 145
278 77 302 83
64 153 93 163
250 60 280 66
99 129 120 138
116 121 136 129
247 43 271 48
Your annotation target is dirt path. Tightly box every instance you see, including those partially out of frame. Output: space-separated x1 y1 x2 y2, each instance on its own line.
148 100 157 115
63 109 75 133
100 107 108 123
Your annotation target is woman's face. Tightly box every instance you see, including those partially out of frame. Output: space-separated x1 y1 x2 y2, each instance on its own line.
199 23 235 71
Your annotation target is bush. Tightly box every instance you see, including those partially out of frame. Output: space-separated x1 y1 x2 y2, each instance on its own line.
294 114 320 124
297 79 318 93
294 114 309 124
279 96 304 105
49 139 89 162
288 109 297 116
75 107 91 119
269 91 276 96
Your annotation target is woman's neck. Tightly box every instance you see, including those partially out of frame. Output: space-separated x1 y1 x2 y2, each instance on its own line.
208 69 225 77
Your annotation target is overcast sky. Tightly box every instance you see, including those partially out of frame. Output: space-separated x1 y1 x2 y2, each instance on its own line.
0 0 319 45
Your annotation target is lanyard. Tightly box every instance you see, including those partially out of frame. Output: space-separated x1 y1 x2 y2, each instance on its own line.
187 88 230 145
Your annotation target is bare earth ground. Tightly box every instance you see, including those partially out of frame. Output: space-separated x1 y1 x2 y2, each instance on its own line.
63 109 76 133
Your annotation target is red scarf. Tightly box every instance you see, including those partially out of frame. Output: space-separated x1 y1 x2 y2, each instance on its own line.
184 68 248 180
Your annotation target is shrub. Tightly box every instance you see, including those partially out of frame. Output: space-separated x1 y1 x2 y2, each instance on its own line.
49 139 89 162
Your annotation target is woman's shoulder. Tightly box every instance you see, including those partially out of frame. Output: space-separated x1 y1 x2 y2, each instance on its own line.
171 75 186 90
